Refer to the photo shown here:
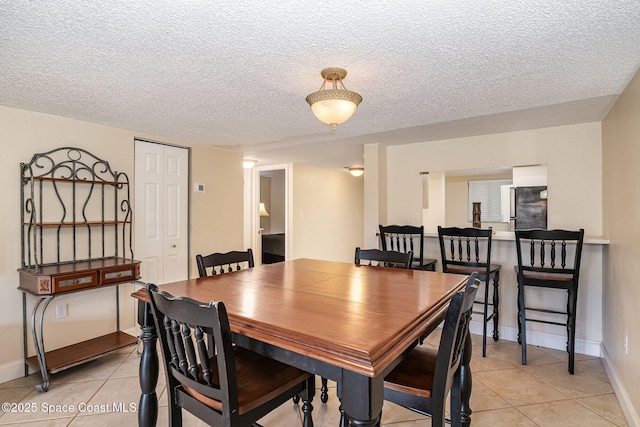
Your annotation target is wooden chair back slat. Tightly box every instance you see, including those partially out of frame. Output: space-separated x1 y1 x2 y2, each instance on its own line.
196 249 255 277
354 247 412 269
516 229 583 276
438 226 494 273
148 285 235 410
380 224 437 271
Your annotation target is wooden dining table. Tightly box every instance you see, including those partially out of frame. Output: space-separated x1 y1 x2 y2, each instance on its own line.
131 258 472 427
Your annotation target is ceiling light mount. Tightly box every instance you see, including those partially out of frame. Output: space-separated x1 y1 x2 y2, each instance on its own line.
320 67 348 81
306 67 362 130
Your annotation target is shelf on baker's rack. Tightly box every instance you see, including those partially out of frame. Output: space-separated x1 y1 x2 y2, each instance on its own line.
25 331 137 374
25 221 131 227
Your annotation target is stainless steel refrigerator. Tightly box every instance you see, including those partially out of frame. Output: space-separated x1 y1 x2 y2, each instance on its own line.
509 186 548 230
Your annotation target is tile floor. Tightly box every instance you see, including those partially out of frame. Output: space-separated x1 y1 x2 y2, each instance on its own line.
0 331 628 426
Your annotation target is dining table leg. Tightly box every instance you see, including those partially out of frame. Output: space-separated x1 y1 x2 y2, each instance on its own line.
340 371 383 426
337 381 349 427
138 301 159 427
460 332 473 427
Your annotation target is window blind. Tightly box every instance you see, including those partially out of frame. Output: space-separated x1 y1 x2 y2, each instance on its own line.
468 179 512 223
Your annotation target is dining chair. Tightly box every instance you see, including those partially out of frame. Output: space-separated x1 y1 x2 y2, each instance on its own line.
437 226 501 357
515 228 584 374
379 224 437 271
354 247 413 269
382 273 480 427
196 249 255 277
147 283 315 426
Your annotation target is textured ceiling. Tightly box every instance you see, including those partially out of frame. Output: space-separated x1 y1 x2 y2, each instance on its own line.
2 1 640 170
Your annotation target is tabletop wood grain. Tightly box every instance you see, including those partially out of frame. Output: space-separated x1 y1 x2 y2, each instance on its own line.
133 258 467 378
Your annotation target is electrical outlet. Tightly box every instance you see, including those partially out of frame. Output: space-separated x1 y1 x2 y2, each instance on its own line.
55 304 67 319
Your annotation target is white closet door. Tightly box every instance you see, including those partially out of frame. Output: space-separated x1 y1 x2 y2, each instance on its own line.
135 140 189 284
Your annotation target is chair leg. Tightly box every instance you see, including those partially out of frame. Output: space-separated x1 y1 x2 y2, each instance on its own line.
320 377 329 403
450 371 462 427
460 333 473 427
482 281 489 357
516 281 521 344
518 281 527 365
301 396 314 427
567 289 577 374
301 376 315 427
492 271 500 341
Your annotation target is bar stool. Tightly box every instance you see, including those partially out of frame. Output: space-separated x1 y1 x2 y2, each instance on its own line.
438 226 501 357
514 228 584 374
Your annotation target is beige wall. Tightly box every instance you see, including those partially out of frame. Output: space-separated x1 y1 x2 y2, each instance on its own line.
363 144 387 248
363 122 606 357
189 143 244 272
383 122 603 235
602 67 640 424
291 164 364 262
0 105 243 383
363 115 640 423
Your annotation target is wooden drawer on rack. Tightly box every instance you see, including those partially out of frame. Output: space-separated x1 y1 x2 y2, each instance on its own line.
53 271 99 293
18 258 141 296
100 263 140 285
18 269 98 295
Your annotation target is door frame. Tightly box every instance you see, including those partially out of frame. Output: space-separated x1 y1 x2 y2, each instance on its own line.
246 164 292 265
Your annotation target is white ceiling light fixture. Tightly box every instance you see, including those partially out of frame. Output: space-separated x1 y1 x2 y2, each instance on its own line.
243 159 257 169
306 67 362 130
348 167 364 177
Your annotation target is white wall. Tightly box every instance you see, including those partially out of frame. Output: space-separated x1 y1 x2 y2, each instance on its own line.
0 105 244 384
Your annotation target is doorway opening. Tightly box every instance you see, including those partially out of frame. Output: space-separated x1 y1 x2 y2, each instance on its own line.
260 169 286 264
248 165 290 265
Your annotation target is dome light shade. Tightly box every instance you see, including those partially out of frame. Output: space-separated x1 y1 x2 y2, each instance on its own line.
348 167 364 177
306 68 362 130
243 159 257 168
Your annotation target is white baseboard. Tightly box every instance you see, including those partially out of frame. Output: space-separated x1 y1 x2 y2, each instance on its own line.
601 346 640 427
468 320 601 357
0 361 36 385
